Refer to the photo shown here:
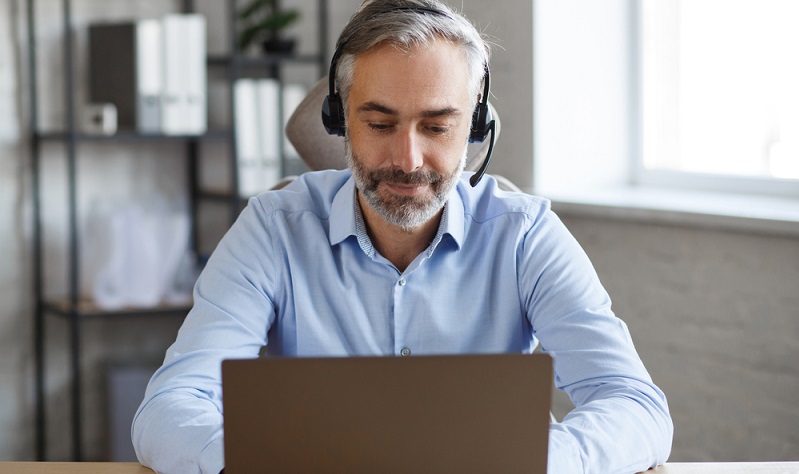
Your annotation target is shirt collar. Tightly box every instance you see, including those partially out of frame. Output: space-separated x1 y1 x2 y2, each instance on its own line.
328 175 466 254
329 175 359 247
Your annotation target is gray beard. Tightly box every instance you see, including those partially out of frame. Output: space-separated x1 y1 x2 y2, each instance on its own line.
346 143 466 231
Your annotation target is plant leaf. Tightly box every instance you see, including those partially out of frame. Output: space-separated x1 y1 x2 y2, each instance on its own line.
238 0 273 21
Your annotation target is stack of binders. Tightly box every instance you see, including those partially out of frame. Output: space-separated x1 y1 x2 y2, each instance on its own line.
88 14 207 136
234 79 306 197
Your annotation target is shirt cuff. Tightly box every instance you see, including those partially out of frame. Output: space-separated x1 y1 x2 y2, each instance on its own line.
198 435 225 474
548 425 584 474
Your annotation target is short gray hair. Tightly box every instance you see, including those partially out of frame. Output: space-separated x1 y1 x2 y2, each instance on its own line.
334 0 490 118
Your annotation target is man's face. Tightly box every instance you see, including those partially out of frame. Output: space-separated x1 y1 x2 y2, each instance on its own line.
346 40 473 231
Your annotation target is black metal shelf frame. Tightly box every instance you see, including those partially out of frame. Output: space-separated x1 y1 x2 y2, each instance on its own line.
29 0 328 461
42 300 194 319
34 129 232 142
207 52 325 68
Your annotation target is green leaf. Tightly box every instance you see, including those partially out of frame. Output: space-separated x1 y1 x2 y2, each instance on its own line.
238 0 274 21
236 0 301 51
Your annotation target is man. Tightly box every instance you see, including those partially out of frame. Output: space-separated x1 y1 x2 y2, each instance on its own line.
133 1 673 472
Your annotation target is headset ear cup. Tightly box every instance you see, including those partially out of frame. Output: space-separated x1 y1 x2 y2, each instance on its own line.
469 102 490 143
322 93 346 136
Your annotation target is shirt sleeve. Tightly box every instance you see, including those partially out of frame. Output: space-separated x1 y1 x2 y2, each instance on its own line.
132 198 278 474
518 208 673 473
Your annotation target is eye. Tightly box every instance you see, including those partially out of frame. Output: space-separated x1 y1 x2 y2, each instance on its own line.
424 123 452 136
428 126 449 135
368 123 394 132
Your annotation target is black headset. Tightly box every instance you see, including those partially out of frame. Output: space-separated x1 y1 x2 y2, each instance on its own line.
321 6 496 187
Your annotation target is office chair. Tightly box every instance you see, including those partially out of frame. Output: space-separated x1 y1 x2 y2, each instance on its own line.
280 78 521 193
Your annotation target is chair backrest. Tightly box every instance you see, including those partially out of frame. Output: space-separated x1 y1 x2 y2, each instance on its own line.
282 77 521 192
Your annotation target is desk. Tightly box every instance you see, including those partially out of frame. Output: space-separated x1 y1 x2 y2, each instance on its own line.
649 463 799 474
0 462 797 473
0 463 152 473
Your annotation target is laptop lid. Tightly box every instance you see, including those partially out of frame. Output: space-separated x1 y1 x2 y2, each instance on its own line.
222 353 552 473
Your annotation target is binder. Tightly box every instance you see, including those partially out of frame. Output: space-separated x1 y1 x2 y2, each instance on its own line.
161 14 207 135
235 80 309 196
234 79 262 197
256 79 282 189
88 21 162 132
135 19 162 133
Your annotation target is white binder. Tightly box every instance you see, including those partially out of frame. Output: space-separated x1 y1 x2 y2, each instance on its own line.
235 80 309 196
234 79 262 197
161 14 207 135
135 19 162 133
256 79 282 189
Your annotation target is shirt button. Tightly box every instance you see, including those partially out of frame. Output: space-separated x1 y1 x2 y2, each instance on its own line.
400 347 411 356
398 278 406 286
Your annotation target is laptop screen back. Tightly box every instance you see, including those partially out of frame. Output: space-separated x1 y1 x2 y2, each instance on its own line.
222 353 552 473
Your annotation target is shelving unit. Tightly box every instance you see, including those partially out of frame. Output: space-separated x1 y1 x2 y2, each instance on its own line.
28 0 328 461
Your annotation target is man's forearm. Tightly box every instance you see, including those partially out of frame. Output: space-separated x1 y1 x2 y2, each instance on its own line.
132 390 226 474
548 379 673 474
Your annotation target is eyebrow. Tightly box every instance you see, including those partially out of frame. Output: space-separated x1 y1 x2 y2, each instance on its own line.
356 101 462 118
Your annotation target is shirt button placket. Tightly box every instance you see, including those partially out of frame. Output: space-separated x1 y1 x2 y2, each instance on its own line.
396 277 408 355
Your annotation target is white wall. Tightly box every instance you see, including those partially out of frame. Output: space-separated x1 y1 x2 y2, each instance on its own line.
533 0 634 194
462 1 534 190
556 212 799 462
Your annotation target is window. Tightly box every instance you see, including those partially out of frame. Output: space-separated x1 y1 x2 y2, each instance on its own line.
534 0 799 228
641 0 799 189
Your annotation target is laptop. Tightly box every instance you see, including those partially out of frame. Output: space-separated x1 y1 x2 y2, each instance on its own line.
222 353 553 473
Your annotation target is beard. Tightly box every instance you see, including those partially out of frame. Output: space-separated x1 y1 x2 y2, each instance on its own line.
346 143 466 231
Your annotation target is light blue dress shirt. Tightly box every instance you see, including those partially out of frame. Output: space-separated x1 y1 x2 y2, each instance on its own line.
132 170 672 474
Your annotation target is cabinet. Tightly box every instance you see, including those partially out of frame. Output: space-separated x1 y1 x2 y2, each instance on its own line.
28 0 329 461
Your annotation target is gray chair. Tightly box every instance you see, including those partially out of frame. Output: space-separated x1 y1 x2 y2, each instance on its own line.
281 78 521 193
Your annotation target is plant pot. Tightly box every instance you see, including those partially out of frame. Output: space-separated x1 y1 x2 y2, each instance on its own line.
262 37 296 55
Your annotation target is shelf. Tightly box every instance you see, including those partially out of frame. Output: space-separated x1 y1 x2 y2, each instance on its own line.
199 188 240 202
30 0 329 461
208 52 325 68
35 129 231 143
43 298 192 319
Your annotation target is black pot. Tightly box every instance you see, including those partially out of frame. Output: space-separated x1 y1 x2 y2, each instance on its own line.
262 37 296 55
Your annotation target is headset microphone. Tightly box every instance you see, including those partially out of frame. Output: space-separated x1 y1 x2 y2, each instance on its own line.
468 65 495 187
468 119 495 187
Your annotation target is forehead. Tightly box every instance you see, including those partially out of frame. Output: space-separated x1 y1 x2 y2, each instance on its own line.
349 40 472 110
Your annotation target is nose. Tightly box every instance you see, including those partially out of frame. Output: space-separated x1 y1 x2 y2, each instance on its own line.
392 127 424 173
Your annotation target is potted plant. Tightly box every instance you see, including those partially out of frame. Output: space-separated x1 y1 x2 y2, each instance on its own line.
238 0 301 54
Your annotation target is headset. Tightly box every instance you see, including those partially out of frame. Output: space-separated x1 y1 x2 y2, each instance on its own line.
321 6 496 187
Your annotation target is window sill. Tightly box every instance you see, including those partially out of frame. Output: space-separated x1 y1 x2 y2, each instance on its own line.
538 185 799 238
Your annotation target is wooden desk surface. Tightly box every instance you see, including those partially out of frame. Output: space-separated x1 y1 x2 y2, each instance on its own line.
649 463 799 474
0 462 797 473
0 463 152 474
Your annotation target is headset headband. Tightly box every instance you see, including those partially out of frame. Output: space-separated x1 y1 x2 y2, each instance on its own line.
327 6 453 100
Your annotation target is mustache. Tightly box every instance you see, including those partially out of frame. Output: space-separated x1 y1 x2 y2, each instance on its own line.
367 167 443 186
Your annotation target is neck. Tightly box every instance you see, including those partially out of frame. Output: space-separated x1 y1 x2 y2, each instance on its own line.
357 193 442 272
